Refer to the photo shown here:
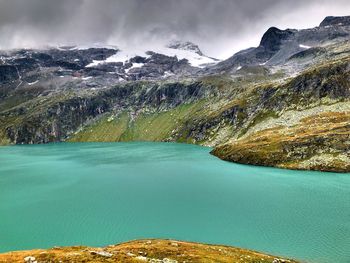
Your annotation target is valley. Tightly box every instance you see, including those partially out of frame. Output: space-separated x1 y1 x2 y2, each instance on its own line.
1 16 349 172
0 7 350 263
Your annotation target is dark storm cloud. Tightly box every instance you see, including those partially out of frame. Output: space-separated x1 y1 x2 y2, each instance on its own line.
0 0 349 58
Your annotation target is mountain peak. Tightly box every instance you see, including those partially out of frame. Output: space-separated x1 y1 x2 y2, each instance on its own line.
167 40 204 56
259 27 294 52
319 16 350 27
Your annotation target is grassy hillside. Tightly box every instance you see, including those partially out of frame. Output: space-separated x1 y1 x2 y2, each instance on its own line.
212 111 350 172
68 101 206 143
211 54 350 172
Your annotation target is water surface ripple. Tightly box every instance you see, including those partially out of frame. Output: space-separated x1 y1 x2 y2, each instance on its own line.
0 142 349 263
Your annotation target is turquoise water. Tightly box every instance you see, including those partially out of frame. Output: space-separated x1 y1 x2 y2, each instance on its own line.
0 142 349 262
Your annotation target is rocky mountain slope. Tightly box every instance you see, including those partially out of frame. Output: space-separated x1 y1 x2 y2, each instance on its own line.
209 15 350 74
0 239 298 263
212 52 350 172
0 16 349 172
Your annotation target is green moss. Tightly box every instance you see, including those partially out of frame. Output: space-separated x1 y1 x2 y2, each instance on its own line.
68 112 130 142
0 130 10 145
68 101 206 143
120 101 205 142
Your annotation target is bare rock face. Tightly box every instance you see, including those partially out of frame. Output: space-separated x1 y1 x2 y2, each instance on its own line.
259 27 295 52
320 16 350 27
210 15 350 74
0 65 19 83
167 40 204 56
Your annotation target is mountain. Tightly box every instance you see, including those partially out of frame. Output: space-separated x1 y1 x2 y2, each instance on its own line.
0 16 349 172
167 40 204 56
0 40 218 90
209 15 350 74
320 15 350 27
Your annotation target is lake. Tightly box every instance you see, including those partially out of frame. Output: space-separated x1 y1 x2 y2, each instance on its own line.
0 142 349 262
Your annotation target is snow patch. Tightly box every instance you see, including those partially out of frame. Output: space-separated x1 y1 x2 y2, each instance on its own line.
125 63 144 73
299 44 311 49
27 80 39 86
236 66 242 70
163 71 175 78
86 60 103 68
85 43 219 68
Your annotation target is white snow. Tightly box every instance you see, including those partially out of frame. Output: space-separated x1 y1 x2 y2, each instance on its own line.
27 80 39 86
299 44 311 49
85 44 219 68
57 46 77 51
85 60 101 68
236 66 242 70
125 62 144 73
163 71 175 78
82 76 93 80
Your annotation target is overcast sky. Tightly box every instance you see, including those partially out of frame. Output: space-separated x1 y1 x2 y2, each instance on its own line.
0 0 349 59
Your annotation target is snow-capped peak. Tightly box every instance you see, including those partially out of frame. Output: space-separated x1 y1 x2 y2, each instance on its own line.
86 41 219 68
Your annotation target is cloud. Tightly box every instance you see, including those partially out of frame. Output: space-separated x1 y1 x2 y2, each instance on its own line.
0 0 349 59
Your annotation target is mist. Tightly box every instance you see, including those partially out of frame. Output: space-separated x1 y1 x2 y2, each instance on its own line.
0 0 349 59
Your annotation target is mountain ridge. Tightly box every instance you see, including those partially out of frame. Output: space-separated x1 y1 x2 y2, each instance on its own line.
0 15 349 172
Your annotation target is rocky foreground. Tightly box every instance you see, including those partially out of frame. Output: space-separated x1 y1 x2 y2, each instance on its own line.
0 239 299 263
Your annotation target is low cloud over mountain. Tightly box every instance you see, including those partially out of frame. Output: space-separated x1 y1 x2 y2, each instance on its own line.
0 0 349 58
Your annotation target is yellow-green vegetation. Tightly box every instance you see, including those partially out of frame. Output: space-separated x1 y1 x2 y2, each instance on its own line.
0 130 10 145
69 101 206 143
68 112 130 142
0 86 46 113
212 111 350 172
0 239 299 263
238 110 279 138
